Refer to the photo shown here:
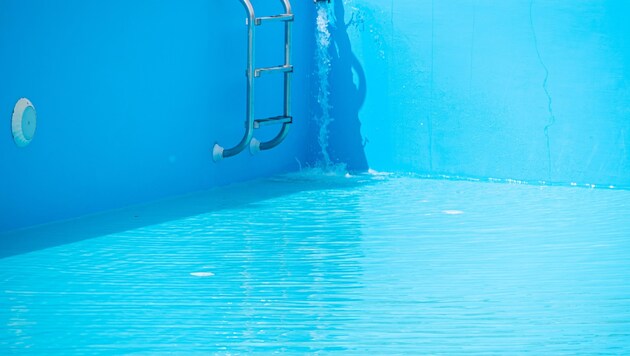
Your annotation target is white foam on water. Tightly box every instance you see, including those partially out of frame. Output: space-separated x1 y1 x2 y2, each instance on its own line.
442 210 464 215
190 272 214 277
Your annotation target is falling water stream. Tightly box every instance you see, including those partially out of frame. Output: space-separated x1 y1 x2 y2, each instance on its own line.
315 3 334 168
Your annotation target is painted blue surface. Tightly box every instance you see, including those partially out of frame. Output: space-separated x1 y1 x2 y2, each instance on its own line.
324 0 630 186
1 173 629 353
2 2 630 352
3 0 629 231
0 1 315 233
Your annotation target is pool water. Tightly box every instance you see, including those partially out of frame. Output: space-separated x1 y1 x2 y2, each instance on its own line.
1 172 630 354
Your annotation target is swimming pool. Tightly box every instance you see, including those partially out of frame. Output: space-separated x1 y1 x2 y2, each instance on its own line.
2 0 630 353
2 172 629 353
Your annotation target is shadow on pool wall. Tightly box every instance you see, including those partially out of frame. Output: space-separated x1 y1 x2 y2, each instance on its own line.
323 1 370 172
0 175 372 258
330 0 630 187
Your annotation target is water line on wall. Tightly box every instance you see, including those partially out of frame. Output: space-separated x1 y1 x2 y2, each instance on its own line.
315 2 334 168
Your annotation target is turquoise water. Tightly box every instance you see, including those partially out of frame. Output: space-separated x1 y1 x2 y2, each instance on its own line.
1 173 630 354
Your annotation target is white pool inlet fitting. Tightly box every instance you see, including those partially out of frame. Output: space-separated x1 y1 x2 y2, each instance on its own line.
12 98 37 147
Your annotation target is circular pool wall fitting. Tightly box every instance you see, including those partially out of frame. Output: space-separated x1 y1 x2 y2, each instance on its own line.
12 98 37 147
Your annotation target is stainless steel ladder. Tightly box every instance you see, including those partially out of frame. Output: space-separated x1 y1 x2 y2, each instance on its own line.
213 0 294 162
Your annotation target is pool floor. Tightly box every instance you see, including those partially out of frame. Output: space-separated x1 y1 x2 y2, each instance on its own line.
1 173 630 354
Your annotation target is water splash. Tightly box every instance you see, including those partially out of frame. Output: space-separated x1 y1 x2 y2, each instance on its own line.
315 4 334 168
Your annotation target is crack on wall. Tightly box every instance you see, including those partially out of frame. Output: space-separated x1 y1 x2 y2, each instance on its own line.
619 128 628 178
530 0 556 181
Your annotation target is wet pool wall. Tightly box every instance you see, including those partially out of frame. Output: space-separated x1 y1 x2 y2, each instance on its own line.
0 0 315 233
325 0 630 186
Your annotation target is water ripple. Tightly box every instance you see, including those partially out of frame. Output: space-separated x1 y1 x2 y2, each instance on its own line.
1 174 630 353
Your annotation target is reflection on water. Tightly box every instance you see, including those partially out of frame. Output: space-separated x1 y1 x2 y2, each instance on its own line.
1 173 630 353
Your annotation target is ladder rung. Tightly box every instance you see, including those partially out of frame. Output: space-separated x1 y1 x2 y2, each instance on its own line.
254 65 293 78
254 116 292 129
255 14 294 25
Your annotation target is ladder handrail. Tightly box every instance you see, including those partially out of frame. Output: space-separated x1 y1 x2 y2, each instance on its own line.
213 0 256 161
281 0 292 14
252 0 293 153
213 0 294 161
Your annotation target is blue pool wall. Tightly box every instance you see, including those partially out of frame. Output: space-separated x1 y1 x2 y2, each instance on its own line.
0 0 316 233
326 0 630 186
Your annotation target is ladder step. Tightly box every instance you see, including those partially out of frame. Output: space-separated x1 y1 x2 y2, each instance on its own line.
255 14 294 25
254 65 293 78
254 116 292 129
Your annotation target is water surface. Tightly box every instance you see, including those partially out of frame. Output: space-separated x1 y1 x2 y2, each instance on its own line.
1 173 629 354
